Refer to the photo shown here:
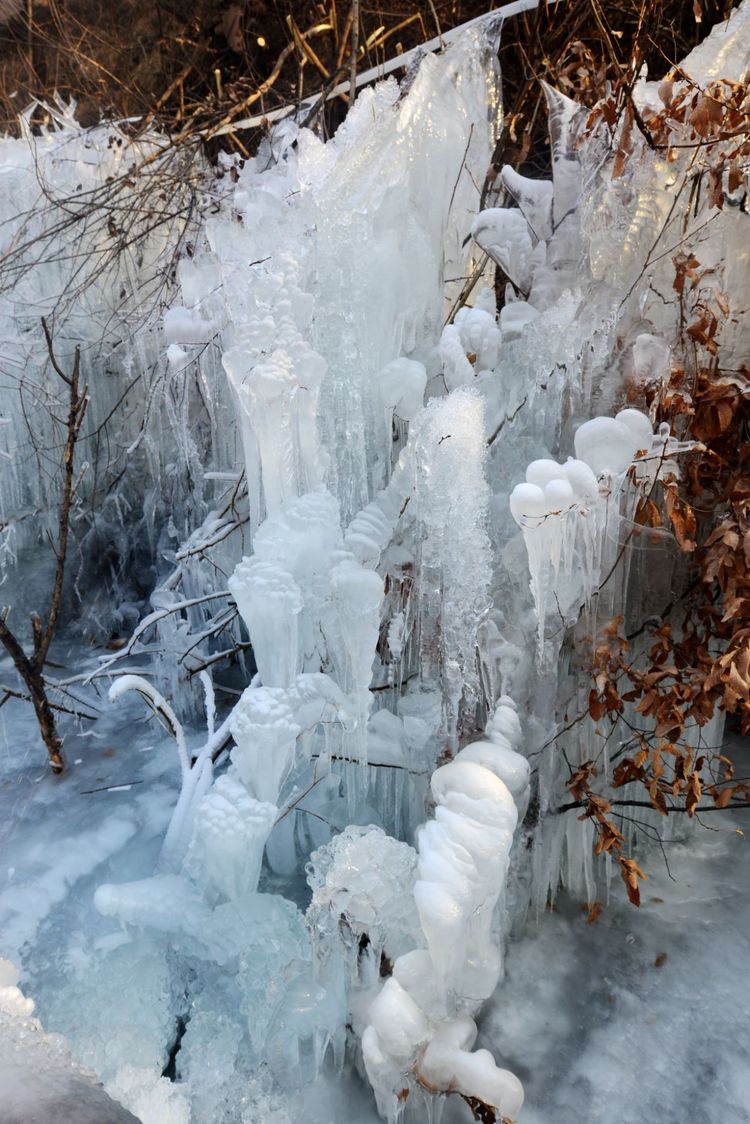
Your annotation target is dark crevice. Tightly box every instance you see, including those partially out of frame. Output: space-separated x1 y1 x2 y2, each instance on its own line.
162 1008 190 1081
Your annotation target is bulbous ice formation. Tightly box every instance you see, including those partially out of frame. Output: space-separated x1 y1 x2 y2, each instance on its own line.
573 407 652 476
440 322 476 389
306 825 422 981
544 477 575 513
453 305 502 371
509 481 548 526
230 687 301 805
186 772 277 902
632 333 671 383
0 959 35 1019
499 299 540 338
510 450 604 529
471 207 534 293
525 458 567 489
362 699 528 1123
509 440 616 654
378 357 427 422
564 457 599 502
419 1018 524 1122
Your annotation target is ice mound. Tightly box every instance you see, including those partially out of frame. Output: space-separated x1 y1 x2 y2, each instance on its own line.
377 357 427 422
453 306 502 372
471 207 534 293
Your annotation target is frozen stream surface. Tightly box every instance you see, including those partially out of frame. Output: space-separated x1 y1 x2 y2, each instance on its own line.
1 696 748 1123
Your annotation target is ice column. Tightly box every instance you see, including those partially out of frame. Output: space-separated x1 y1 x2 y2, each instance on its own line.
410 387 492 742
362 698 528 1123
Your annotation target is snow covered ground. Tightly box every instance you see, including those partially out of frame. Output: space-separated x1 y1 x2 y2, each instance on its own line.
483 740 750 1124
1 693 748 1122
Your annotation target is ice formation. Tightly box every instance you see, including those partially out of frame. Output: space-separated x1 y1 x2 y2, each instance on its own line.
2 2 748 1122
361 699 527 1122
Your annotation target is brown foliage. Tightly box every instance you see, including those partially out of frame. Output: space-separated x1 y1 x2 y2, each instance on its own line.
0 0 736 159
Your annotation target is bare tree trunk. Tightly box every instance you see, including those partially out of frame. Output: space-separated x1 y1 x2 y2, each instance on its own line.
0 320 88 774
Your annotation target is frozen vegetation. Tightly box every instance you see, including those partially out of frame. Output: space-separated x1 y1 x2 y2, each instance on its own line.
0 2 749 1122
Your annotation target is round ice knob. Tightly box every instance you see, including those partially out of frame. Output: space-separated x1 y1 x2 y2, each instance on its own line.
574 416 641 476
615 408 653 453
525 458 566 489
564 457 599 501
509 482 548 526
562 458 598 503
543 478 575 513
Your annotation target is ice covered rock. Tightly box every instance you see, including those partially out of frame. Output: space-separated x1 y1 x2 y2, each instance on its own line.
499 299 540 338
632 333 671 383
0 959 34 1019
105 1066 190 1124
0 970 142 1124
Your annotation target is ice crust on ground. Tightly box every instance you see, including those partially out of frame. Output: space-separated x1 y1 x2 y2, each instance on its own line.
0 962 142 1123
